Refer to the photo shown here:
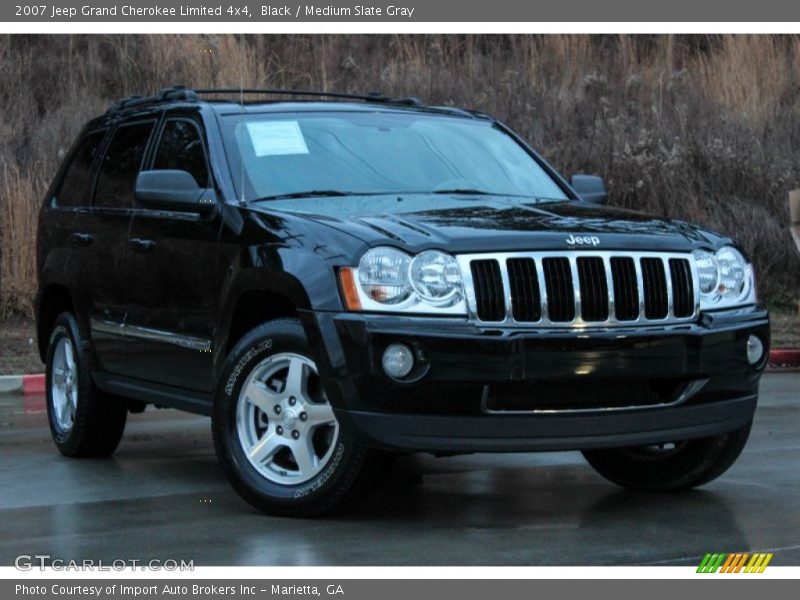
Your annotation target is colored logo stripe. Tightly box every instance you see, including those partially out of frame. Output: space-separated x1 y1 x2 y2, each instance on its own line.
697 553 726 573
698 552 773 573
745 553 773 573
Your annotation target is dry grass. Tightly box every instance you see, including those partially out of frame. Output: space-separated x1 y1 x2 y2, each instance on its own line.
0 316 40 374
770 309 800 351
0 161 41 316
1 34 799 318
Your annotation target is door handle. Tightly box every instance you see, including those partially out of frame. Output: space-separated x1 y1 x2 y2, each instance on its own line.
129 238 156 254
70 232 93 247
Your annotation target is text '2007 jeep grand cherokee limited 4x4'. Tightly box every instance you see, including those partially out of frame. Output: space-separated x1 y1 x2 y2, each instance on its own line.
36 87 769 516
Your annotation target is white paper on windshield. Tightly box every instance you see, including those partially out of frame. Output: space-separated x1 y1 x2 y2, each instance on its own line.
246 120 309 156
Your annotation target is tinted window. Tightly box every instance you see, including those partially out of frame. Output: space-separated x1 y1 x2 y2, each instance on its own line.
94 121 155 208
152 119 209 187
56 130 106 207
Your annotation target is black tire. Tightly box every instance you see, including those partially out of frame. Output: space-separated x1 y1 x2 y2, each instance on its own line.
582 422 752 492
45 312 127 457
212 318 382 517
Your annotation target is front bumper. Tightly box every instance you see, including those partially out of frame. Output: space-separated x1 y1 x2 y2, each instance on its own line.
303 306 769 453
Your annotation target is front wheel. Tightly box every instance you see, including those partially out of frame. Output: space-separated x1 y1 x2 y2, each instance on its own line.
582 422 752 492
212 318 381 517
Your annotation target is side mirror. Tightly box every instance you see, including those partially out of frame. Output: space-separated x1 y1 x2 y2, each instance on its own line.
570 174 608 205
135 170 217 213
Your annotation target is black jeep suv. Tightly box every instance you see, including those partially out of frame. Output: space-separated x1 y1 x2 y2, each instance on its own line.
36 87 769 516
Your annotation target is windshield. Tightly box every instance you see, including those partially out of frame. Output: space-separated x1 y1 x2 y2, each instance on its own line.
220 111 569 202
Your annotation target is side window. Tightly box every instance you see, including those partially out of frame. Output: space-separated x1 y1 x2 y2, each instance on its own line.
56 130 106 208
94 121 155 209
152 119 209 187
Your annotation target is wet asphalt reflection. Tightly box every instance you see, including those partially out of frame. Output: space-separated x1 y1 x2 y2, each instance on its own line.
0 373 798 566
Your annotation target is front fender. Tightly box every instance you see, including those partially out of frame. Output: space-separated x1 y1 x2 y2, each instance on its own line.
212 243 351 378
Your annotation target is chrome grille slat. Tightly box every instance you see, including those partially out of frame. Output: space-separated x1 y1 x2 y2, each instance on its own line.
457 251 699 328
603 258 616 321
568 256 581 324
634 256 646 321
662 257 675 319
535 257 549 321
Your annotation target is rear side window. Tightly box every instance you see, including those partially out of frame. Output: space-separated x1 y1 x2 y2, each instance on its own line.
94 121 155 208
152 119 209 187
56 130 106 207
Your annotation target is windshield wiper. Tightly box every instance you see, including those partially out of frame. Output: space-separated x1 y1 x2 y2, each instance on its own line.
429 189 565 202
431 188 500 196
252 190 353 202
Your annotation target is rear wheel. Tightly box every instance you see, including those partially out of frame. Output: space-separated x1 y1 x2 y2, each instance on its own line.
213 318 382 517
582 422 752 491
46 312 127 457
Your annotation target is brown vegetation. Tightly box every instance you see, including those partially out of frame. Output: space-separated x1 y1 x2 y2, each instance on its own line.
1 34 799 317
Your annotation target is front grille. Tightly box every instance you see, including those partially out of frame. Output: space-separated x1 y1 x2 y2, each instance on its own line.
542 257 575 322
507 258 541 322
610 257 639 321
460 251 698 327
577 257 609 322
470 259 505 322
641 258 668 319
669 258 695 318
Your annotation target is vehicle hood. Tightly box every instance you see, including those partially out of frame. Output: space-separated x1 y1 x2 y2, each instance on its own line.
256 194 729 254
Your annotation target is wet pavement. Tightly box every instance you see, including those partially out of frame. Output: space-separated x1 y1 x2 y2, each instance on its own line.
0 373 798 566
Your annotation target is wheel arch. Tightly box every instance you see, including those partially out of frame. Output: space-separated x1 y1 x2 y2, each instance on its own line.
222 289 302 357
36 284 76 362
214 268 323 373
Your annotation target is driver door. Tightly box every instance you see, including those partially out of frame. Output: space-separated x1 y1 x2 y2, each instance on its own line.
124 116 222 392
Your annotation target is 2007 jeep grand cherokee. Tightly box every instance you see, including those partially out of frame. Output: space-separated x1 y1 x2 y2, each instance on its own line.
36 86 769 516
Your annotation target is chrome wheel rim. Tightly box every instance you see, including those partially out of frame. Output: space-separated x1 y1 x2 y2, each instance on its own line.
236 353 339 485
51 336 78 433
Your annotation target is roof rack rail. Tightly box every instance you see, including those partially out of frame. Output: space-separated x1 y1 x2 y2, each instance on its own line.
105 85 433 115
192 88 424 107
106 85 198 114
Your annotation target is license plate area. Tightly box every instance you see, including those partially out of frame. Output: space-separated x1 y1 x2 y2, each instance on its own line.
481 379 687 414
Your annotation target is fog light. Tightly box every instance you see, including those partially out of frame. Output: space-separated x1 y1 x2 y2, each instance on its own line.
382 343 414 379
746 335 764 366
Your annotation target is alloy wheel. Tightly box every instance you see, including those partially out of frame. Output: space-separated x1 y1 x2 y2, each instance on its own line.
236 353 339 485
51 336 78 433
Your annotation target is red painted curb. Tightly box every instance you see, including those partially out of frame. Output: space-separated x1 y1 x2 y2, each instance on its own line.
22 373 45 395
769 349 800 367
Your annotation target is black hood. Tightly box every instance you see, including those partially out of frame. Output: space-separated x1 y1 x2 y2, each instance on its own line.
255 194 729 254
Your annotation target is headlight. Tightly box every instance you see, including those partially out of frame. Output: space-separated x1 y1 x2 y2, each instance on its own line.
716 247 747 298
340 247 467 315
409 251 463 306
693 250 719 295
693 246 755 310
357 247 412 305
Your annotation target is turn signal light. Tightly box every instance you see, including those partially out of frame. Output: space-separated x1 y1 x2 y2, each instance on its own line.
338 267 362 311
